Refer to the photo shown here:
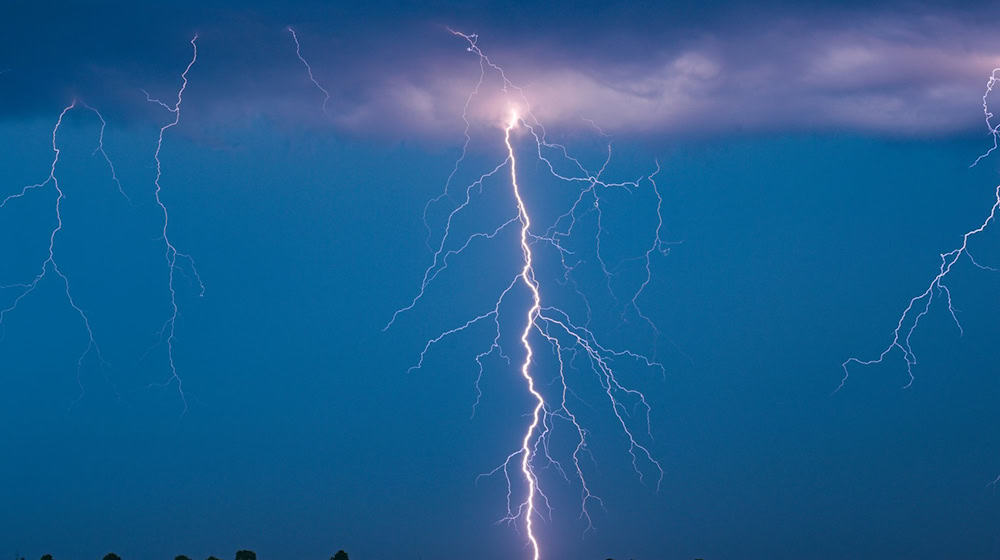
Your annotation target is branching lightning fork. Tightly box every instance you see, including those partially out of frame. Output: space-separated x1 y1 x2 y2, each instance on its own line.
385 31 670 558
841 67 1000 391
143 34 205 411
0 100 121 393
2 35 204 409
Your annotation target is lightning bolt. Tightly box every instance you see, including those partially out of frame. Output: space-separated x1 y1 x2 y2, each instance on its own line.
387 31 668 558
0 100 122 394
143 34 204 411
2 35 204 409
841 67 1000 391
505 110 545 559
287 27 332 117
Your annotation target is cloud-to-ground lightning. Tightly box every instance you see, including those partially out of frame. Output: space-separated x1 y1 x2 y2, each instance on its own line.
142 34 205 411
385 31 670 558
841 68 1000 391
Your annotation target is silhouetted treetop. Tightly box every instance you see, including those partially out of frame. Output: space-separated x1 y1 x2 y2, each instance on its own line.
234 551 257 560
103 554 121 560
175 556 192 560
40 555 53 560
332 551 349 560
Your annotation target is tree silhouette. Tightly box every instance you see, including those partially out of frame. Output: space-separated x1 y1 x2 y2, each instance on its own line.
40 555 53 560
332 551 349 560
103 554 121 560
206 557 221 560
234 551 256 560
175 556 192 560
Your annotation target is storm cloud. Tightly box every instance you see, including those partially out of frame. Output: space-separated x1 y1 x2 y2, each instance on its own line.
2 0 998 138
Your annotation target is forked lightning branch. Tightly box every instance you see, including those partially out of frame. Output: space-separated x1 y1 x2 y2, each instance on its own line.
383 31 670 559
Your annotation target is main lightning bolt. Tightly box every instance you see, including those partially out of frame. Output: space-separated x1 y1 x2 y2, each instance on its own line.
505 110 545 559
143 34 204 410
386 31 668 558
842 68 1000 391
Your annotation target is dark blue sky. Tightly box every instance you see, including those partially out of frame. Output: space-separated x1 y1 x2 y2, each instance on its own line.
3 2 1000 559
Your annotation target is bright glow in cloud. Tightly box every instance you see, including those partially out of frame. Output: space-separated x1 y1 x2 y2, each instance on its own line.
3 8 997 139
312 15 1000 137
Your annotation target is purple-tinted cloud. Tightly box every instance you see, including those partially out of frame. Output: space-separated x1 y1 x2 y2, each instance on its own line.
3 2 998 139
319 13 1000 138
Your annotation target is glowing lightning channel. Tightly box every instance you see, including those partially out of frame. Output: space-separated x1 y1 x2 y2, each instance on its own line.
387 31 668 558
505 110 544 560
287 27 332 117
143 34 205 411
841 67 1000 391
0 99 128 393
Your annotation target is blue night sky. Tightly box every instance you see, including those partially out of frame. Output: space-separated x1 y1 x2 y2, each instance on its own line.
4 2 1000 559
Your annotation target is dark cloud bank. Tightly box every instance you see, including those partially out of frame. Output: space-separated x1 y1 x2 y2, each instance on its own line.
3 1 999 138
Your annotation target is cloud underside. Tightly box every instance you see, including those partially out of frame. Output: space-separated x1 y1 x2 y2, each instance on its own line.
344 18 1000 138
2 4 999 138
